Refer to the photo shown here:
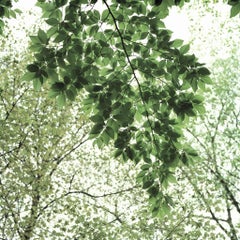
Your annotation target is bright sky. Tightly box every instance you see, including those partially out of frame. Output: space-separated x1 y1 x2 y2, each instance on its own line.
13 0 36 10
14 0 191 39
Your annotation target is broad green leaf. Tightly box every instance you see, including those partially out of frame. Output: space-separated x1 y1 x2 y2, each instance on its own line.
38 29 48 44
105 126 114 139
90 123 104 135
21 72 36 81
45 18 59 26
180 44 190 54
51 82 66 91
230 2 240 17
56 93 66 107
171 39 184 48
27 64 39 72
33 78 42 91
198 67 211 76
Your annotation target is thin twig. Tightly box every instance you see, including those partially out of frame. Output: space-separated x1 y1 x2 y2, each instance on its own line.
102 0 159 153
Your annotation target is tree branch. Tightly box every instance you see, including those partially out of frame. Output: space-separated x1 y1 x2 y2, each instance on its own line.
39 185 139 218
102 0 158 150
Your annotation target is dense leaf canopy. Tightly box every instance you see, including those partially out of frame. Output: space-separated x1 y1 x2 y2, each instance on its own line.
0 0 240 239
21 0 214 216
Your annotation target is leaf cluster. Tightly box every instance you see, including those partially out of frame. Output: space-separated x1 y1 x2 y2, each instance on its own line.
19 0 215 217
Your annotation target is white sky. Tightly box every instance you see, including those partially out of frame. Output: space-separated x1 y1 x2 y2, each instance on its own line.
13 0 36 10
14 0 191 38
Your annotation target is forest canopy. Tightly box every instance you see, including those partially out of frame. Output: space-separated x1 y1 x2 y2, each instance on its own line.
0 0 239 239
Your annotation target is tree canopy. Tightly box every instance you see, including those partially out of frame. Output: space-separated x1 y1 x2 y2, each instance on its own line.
0 0 240 239
22 0 213 216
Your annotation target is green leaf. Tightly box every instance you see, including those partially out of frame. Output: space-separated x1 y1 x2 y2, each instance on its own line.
48 90 59 98
90 114 104 123
190 79 198 92
202 76 212 84
66 88 76 101
198 67 211 76
55 0 68 8
143 179 154 189
125 147 135 160
90 123 104 135
105 126 114 139
38 29 48 44
230 3 240 17
56 93 66 107
180 44 190 54
192 95 204 104
21 72 36 81
114 149 122 158
33 78 42 91
140 32 148 39
54 31 67 43
47 26 58 37
171 39 184 48
194 104 205 114
45 18 59 26
51 82 66 91
141 164 151 170
27 64 39 72
100 131 111 145
147 185 159 197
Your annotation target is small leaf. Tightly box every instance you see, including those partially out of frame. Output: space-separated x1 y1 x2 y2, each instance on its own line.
192 95 204 104
143 179 154 189
180 44 190 54
45 18 59 26
198 67 211 76
38 29 48 44
51 82 66 91
56 93 66 107
66 89 75 101
230 3 240 18
114 149 122 158
27 64 39 72
90 123 104 135
171 39 184 48
33 78 42 91
48 90 59 98
202 76 212 84
90 114 104 123
54 31 67 43
21 72 36 81
55 0 68 8
141 164 151 170
105 126 114 139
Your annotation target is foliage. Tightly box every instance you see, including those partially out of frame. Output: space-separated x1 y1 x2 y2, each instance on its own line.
0 27 154 239
179 55 240 239
18 0 215 217
1 33 239 240
0 0 22 34
0 0 237 218
0 1 239 239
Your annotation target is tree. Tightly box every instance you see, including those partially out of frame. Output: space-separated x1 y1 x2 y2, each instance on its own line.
182 55 240 239
0 1 239 238
0 26 190 239
20 0 214 217
0 23 146 239
0 1 239 239
0 20 174 240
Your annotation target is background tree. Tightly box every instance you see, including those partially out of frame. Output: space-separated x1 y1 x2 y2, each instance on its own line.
0 17 166 240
